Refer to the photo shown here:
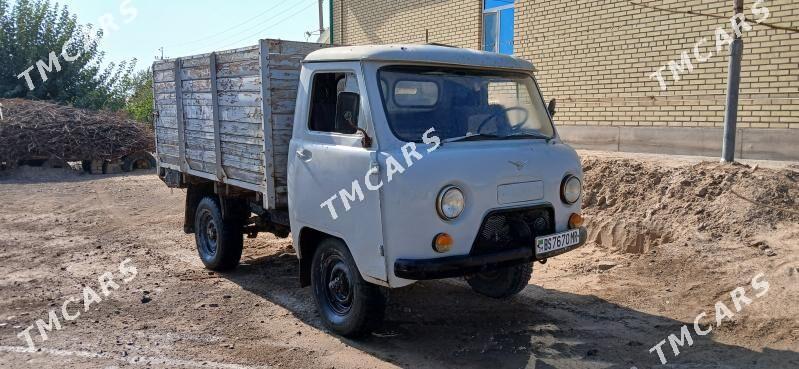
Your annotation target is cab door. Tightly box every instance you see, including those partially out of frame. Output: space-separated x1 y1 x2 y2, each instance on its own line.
288 63 387 284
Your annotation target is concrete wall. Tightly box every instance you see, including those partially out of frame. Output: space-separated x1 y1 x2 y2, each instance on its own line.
332 0 799 160
557 126 799 161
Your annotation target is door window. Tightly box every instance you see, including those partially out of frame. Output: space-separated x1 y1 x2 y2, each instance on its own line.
308 72 360 134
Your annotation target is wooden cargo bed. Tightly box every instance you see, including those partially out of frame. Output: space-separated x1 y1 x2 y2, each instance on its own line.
152 39 324 209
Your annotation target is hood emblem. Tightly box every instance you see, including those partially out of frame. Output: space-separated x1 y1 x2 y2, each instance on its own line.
508 160 527 170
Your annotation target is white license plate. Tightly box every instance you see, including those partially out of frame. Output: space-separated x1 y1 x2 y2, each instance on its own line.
535 229 582 256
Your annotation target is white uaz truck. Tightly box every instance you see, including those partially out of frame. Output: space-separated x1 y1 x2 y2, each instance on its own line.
153 39 587 337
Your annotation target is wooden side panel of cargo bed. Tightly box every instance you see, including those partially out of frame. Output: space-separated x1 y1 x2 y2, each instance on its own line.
213 46 266 185
157 46 267 189
153 40 323 206
180 54 217 175
153 60 180 167
262 39 325 208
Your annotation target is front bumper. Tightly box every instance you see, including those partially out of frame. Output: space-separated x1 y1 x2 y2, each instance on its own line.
394 227 587 280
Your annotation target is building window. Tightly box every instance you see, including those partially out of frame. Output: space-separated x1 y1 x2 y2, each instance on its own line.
483 0 514 55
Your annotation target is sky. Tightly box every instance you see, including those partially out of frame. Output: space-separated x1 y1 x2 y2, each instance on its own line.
56 0 330 71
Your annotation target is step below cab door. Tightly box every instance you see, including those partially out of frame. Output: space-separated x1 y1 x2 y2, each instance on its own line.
288 62 387 284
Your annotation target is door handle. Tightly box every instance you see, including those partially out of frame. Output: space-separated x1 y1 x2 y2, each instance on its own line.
296 148 312 161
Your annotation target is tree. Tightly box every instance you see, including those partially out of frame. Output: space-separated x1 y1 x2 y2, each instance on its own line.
123 69 153 125
0 0 135 110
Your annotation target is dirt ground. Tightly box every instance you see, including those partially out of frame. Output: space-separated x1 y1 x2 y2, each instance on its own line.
0 151 797 369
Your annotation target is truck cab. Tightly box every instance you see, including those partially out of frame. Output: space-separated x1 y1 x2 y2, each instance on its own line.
287 45 586 335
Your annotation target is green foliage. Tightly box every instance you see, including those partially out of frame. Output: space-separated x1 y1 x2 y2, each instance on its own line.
0 0 136 110
123 69 153 125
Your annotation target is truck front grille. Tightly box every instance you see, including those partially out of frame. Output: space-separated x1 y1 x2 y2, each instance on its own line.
471 206 554 255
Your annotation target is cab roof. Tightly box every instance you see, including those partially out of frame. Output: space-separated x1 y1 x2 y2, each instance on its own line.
304 44 536 72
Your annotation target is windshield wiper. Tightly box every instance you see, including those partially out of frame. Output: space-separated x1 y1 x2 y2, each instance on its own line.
441 132 550 144
442 133 502 144
500 132 551 140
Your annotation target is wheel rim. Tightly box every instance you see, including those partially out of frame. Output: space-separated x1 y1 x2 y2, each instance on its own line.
322 254 353 315
198 209 218 257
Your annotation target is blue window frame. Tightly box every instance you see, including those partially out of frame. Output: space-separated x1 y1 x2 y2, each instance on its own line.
483 0 514 55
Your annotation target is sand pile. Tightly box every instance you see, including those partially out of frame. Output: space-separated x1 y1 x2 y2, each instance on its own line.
581 156 799 254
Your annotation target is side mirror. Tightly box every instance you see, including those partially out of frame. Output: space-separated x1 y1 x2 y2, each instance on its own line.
335 91 360 131
547 98 557 117
356 127 373 148
335 91 371 148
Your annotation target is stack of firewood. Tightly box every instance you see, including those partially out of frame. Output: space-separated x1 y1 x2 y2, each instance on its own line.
0 99 154 164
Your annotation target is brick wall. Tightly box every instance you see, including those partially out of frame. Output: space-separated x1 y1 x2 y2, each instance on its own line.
332 0 481 48
332 0 799 132
515 0 799 130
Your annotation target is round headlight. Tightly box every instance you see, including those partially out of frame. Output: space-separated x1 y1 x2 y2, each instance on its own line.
561 175 582 204
437 186 465 220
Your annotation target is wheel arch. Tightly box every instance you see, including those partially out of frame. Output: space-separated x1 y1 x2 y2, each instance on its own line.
297 227 344 287
185 178 253 234
185 180 215 233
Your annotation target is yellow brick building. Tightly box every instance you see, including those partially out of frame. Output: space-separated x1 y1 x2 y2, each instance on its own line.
331 0 799 160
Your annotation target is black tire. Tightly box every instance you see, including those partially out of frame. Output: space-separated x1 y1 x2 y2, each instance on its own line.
122 152 156 172
466 262 533 299
311 238 386 337
194 197 243 271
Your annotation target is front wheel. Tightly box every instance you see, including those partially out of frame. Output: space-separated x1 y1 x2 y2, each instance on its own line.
311 238 386 337
466 262 533 299
194 197 243 271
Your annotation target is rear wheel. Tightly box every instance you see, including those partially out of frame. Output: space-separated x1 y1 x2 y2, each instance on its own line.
466 262 533 299
194 197 243 271
311 238 386 337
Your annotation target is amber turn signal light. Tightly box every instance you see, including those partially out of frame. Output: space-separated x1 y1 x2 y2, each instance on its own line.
569 213 584 229
433 233 453 253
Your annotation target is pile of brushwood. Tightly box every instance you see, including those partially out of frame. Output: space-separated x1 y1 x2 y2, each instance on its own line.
0 99 154 165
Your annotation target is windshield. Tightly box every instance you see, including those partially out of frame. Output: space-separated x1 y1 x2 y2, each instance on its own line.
378 66 554 142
